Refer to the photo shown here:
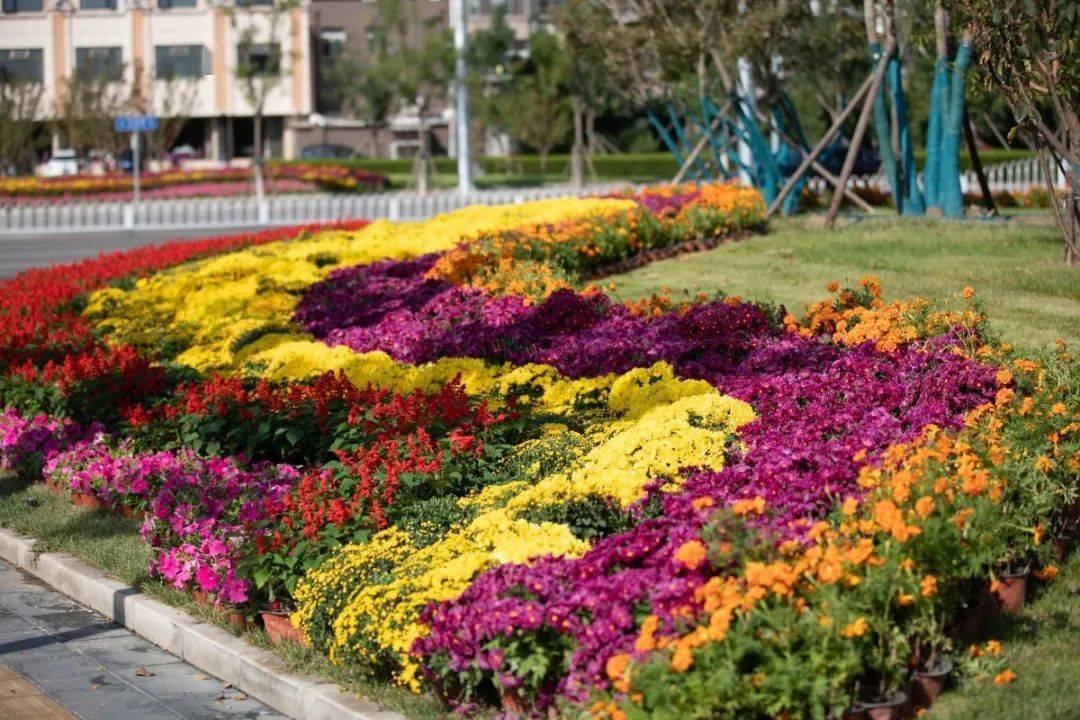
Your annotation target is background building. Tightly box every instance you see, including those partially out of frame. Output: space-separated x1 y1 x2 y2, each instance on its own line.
0 0 561 164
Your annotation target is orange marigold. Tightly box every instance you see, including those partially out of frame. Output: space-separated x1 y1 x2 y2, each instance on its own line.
840 617 868 638
732 496 767 516
993 669 1017 686
674 539 709 571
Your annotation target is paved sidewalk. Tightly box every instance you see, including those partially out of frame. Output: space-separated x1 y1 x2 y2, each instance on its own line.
0 559 289 720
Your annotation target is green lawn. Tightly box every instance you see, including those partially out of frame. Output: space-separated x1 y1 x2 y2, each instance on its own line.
602 217 1080 353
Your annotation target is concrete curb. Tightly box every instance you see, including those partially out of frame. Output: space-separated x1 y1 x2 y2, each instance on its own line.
0 527 406 720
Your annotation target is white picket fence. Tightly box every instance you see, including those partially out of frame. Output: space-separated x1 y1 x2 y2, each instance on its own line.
807 156 1070 197
0 183 629 234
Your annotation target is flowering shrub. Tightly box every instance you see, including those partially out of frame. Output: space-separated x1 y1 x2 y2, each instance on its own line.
0 164 388 203
85 198 635 372
426 182 764 299
0 408 86 477
43 439 298 604
580 345 1077 720
2 344 168 427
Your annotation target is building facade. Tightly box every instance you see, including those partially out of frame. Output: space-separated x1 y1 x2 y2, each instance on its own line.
1 0 312 162
0 0 560 162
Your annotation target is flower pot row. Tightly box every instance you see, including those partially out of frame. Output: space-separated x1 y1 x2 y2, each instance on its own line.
190 590 307 645
846 564 1043 720
48 480 311 648
845 657 955 720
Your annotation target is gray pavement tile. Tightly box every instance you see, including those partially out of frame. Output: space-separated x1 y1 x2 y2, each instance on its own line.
66 634 183 670
114 663 291 720
0 560 294 719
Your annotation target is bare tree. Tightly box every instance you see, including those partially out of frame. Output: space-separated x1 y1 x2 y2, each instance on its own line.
139 63 200 164
230 0 300 203
54 72 128 160
946 0 1079 264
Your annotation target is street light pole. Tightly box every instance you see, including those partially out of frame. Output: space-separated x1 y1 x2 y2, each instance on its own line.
451 0 473 195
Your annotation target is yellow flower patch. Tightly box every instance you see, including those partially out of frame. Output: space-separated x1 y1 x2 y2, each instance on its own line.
86 198 634 373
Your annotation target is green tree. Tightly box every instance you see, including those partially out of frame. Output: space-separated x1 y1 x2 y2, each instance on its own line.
54 71 128 160
0 80 44 174
338 0 452 193
496 31 571 175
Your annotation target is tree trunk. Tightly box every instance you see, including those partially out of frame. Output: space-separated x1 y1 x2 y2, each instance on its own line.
570 95 585 190
825 43 893 228
962 105 995 214
939 32 973 218
415 111 430 196
1064 197 1078 266
584 108 597 180
865 1 903 214
253 110 266 205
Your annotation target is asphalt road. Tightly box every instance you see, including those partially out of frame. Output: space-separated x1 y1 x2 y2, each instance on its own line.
0 226 264 279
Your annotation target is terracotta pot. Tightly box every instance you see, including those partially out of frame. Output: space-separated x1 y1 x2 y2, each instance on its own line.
44 477 65 495
72 492 105 510
224 608 255 632
117 504 134 519
193 591 254 631
499 687 527 718
993 566 1030 613
852 690 907 720
261 610 308 646
911 657 953 707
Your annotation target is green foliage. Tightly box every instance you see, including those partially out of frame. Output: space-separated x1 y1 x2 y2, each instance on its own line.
518 494 635 541
617 600 862 720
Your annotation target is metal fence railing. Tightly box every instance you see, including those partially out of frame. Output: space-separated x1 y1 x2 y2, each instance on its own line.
1 159 1067 234
806 156 1069 198
0 183 629 234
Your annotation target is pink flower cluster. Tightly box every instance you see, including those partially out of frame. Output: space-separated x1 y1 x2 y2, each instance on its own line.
44 438 298 605
0 407 85 473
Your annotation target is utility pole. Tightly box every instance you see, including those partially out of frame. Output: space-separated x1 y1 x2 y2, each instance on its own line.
451 0 474 195
736 1 755 186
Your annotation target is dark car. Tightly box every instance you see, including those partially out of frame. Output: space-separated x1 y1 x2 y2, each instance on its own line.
118 146 149 173
299 144 359 160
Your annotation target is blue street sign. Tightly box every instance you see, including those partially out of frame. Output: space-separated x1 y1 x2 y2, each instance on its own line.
114 115 159 133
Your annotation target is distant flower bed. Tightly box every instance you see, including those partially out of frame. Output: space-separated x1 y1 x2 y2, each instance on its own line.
0 187 1075 720
0 163 389 204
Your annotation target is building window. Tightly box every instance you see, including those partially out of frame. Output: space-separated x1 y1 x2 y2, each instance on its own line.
79 0 118 9
237 43 280 76
320 29 346 60
1 0 45 13
155 45 209 78
315 29 346 114
0 48 43 82
157 0 198 8
75 47 123 81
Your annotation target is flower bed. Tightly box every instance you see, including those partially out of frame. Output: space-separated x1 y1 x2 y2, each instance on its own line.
0 164 389 204
0 185 1075 720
